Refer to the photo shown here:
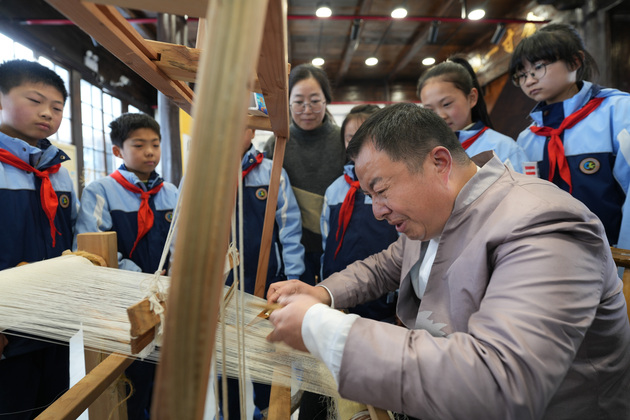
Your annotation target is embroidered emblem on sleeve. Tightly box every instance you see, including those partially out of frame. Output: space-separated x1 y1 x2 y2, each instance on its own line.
256 188 268 200
579 158 600 175
59 194 70 209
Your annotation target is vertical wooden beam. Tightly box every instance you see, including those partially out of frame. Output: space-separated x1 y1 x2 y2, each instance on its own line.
253 135 286 299
151 0 270 418
610 247 630 323
70 69 85 197
249 3 293 417
157 13 185 186
252 0 289 303
75 232 128 420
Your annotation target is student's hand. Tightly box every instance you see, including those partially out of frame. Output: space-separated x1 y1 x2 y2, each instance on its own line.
266 294 321 352
0 333 8 357
267 279 331 306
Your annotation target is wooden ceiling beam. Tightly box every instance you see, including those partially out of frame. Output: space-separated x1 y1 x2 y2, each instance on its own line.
85 0 207 18
46 0 195 113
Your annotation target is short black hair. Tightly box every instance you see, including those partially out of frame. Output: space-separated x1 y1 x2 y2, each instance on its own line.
509 23 598 83
0 59 68 102
109 113 161 147
347 103 469 173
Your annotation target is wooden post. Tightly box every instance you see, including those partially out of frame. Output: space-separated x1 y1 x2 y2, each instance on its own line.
151 1 270 418
76 232 129 420
610 247 630 324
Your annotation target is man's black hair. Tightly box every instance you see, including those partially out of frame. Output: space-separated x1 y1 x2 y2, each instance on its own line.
347 103 468 173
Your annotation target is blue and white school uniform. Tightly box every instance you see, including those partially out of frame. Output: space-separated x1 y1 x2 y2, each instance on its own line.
0 132 79 418
517 81 630 247
222 145 305 420
225 144 305 295
457 121 529 174
75 165 178 273
75 164 178 418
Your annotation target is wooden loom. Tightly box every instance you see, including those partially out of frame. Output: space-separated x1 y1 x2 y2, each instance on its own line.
34 0 391 418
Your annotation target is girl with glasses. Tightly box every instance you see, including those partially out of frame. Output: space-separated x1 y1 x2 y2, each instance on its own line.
510 23 630 249
264 64 345 288
417 57 528 173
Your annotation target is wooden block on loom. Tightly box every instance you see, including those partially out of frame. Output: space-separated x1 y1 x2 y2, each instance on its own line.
127 298 167 353
76 231 118 268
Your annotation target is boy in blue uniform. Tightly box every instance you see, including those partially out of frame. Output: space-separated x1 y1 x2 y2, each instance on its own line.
0 59 79 419
75 112 178 419
227 128 305 295
510 24 630 248
221 128 305 419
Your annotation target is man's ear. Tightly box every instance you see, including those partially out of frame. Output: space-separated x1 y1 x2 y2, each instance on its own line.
430 146 453 180
112 144 123 159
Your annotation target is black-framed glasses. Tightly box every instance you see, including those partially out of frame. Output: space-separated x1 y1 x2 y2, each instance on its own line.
512 62 550 87
290 99 326 114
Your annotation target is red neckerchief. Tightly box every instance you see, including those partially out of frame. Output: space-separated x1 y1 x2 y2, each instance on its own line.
0 149 61 247
530 96 605 193
242 153 264 179
110 170 163 257
334 173 361 259
461 126 489 150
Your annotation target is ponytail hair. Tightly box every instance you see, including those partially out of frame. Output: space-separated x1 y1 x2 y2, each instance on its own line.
416 57 494 129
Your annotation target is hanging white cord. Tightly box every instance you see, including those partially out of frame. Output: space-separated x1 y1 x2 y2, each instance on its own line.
221 205 234 420
237 162 248 420
137 177 186 344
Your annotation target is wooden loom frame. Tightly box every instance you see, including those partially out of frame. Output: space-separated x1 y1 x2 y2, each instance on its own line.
38 0 390 419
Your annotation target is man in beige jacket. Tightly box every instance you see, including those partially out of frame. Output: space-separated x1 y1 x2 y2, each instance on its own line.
267 103 630 420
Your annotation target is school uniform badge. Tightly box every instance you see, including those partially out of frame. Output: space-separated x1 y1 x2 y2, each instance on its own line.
59 194 70 208
522 162 539 176
165 211 173 222
256 188 267 200
579 158 600 174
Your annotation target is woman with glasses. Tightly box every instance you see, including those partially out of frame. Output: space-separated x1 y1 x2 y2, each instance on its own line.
510 23 630 249
264 64 345 287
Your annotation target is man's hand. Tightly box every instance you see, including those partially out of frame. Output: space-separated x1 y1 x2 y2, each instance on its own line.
267 294 321 352
267 279 331 306
0 333 8 357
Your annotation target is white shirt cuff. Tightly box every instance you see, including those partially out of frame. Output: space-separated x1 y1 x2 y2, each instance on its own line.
302 303 359 385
